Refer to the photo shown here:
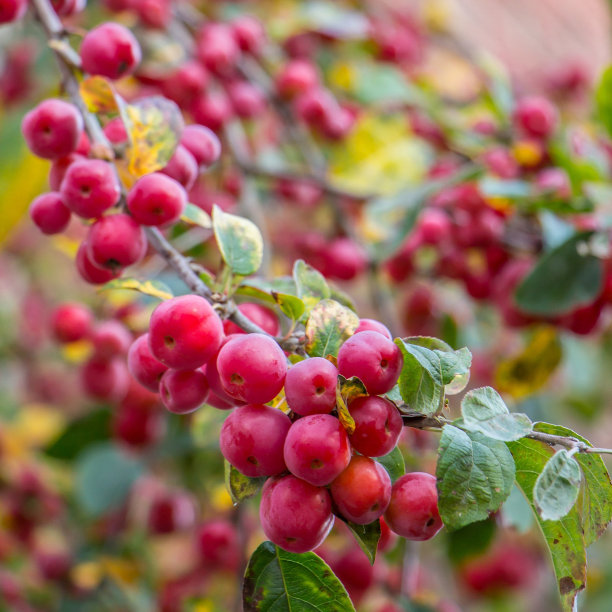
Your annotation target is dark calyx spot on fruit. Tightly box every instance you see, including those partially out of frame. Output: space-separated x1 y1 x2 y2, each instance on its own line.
231 373 244 385
380 359 388 369
118 60 129 76
425 517 436 527
80 185 91 196
315 386 325 395
164 335 175 348
370 502 379 512
152 206 163 215
285 537 297 543
106 258 121 271
310 458 324 469
246 456 258 465
384 418 390 433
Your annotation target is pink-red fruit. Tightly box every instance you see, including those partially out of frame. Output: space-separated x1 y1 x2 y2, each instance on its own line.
284 357 338 416
29 192 71 235
127 334 168 391
127 173 187 226
51 303 93 343
348 395 403 457
159 369 209 414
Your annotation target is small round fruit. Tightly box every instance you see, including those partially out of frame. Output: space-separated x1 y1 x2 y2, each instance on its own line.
29 192 71 235
75 241 120 285
330 455 391 524
148 295 223 370
160 145 198 191
127 334 168 391
0 0 27 23
348 395 402 457
197 520 240 571
222 303 280 336
159 368 209 414
354 318 392 339
284 414 351 486
260 474 334 553
50 302 93 343
220 404 291 477
337 331 403 395
284 357 338 416
127 172 187 226
216 333 287 404
180 124 221 168
384 472 442 541
80 22 141 80
91 321 132 359
148 492 197 534
22 99 83 159
513 96 558 139
81 356 129 402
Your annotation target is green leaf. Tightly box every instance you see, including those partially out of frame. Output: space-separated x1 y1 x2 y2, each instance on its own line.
339 518 380 565
515 231 604 315
212 205 264 276
75 443 143 516
479 177 531 199
353 63 420 105
181 202 212 229
436 425 515 531
376 446 406 483
507 435 585 611
502 484 534 533
243 541 355 612
293 259 331 314
305 299 359 358
272 291 305 321
437 347 472 386
533 423 612 546
224 460 266 505
461 387 532 442
99 277 173 300
595 65 612 138
533 449 581 521
44 408 111 461
445 517 496 564
338 375 367 402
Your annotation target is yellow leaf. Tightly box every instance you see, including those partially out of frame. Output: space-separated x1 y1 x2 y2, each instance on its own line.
99 278 173 301
211 483 233 511
100 556 141 586
79 76 120 114
11 404 65 448
495 326 562 399
61 339 92 364
71 561 103 590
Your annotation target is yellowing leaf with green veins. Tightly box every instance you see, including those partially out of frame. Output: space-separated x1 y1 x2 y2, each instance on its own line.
212 206 264 276
305 299 359 359
495 326 562 399
224 460 265 505
99 278 173 301
79 76 120 114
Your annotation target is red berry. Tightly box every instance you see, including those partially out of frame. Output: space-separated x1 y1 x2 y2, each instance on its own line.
220 404 291 477
227 80 266 119
203 343 246 410
127 334 168 391
259 474 334 553
80 22 141 80
81 356 129 402
190 91 233 132
231 16 265 55
29 192 71 235
76 240 120 285
294 88 336 126
91 321 132 359
222 303 280 336
22 99 83 159
513 96 558 139
161 145 199 191
276 59 319 99
337 331 403 395
284 357 338 416
330 547 374 604
103 117 128 144
148 492 197 535
132 0 171 28
321 237 368 281
355 318 392 339
86 213 147 271
330 455 391 524
148 295 223 370
60 159 121 219
51 302 93 343
50 0 84 17
48 153 83 191
180 124 221 168
196 23 240 76
0 0 27 23
127 173 187 226
197 520 240 571
417 209 451 245
159 368 209 414
348 395 402 457
217 333 287 404
384 472 442 541
284 414 351 486
161 61 209 108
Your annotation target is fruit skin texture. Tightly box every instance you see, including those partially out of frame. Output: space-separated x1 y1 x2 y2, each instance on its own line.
217 333 287 404
220 404 291 477
29 192 71 235
222 303 280 336
348 396 402 457
127 334 168 391
330 455 392 524
51 302 93 343
0 0 27 23
161 144 198 191
22 99 83 159
284 356 338 416
355 318 392 339
80 22 141 80
180 124 221 168
76 241 120 285
259 474 334 553
159 368 209 414
284 414 351 486
60 159 120 218
148 295 223 370
81 356 129 402
337 331 403 395
127 173 187 227
91 321 132 359
87 213 147 271
384 472 442 541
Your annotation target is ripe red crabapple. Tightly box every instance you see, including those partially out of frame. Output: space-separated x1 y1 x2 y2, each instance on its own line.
330 455 392 524
330 547 375 604
48 153 83 191
227 81 266 119
22 99 83 159
127 334 168 391
197 520 240 571
60 159 121 219
159 368 209 414
337 331 403 395
216 333 287 404
127 173 187 227
231 16 266 55
91 321 132 359
0 0 27 23
283 414 351 486
80 22 141 80
276 59 319 99
222 303 280 336
161 61 209 107
103 117 128 144
86 213 147 271
321 237 368 281
75 241 120 285
190 91 233 132
355 318 392 339
348 395 403 457
132 0 172 29
160 145 199 191
51 302 93 343
29 192 71 235
384 472 443 540
203 343 246 409
81 356 129 402
513 96 558 139
179 124 221 168
196 23 241 76
284 356 338 416
148 492 197 535
220 404 291 477
259 474 334 553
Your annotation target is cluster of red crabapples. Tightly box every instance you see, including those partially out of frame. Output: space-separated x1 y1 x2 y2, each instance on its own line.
126 293 443 553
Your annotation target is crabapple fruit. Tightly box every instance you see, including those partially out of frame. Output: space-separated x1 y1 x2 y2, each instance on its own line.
159 368 209 414
50 302 93 343
348 395 403 457
127 172 187 226
29 192 71 235
127 334 168 391
284 357 338 416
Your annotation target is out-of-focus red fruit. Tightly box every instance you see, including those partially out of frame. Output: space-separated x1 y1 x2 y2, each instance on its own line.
231 16 266 55
180 124 221 168
223 303 280 336
330 547 375 605
160 145 199 191
535 167 572 199
321 237 368 281
29 192 71 235
128 334 168 391
190 91 233 132
513 96 558 139
196 23 240 77
51 302 93 343
81 356 130 402
148 492 197 534
197 520 240 571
